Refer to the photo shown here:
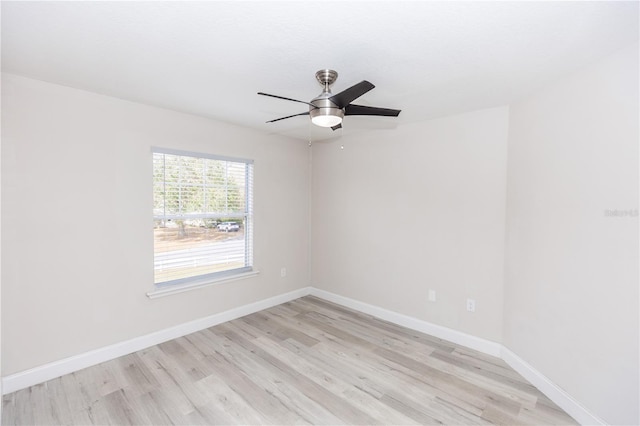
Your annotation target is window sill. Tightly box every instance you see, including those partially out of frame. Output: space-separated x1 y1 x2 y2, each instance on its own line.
146 270 260 299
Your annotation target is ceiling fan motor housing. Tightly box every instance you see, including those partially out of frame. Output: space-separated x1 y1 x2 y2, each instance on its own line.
309 92 344 125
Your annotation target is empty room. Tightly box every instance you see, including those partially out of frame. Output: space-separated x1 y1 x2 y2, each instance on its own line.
1 1 638 425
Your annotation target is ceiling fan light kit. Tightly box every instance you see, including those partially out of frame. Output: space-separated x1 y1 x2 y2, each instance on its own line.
310 110 343 128
259 69 401 131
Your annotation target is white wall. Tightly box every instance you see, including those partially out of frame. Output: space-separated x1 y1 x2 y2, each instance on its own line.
503 43 639 425
1 74 310 375
311 107 509 342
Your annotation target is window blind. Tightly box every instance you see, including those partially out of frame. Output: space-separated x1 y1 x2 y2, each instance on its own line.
152 148 254 286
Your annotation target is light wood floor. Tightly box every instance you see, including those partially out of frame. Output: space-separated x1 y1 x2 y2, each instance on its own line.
2 296 577 425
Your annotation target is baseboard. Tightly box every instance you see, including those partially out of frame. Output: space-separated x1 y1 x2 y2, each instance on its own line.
1 286 312 394
309 288 502 357
500 346 605 426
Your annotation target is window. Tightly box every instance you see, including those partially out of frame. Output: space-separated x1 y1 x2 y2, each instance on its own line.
152 148 253 288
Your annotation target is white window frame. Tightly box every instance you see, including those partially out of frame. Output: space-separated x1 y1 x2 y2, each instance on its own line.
148 147 257 298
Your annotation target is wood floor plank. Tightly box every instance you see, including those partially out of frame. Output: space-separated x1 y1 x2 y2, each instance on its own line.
436 348 529 384
137 345 210 412
294 311 491 412
56 374 101 425
195 336 309 424
41 378 75 425
378 393 443 425
194 373 266 425
278 337 387 400
303 296 458 353
62 370 113 425
204 325 343 424
311 336 487 421
214 323 382 425
128 390 176 425
240 331 418 425
102 388 150 425
2 296 577 425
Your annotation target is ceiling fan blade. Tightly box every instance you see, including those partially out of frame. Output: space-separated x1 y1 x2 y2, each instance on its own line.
266 111 309 123
258 92 317 108
328 81 375 108
331 123 342 131
344 104 401 117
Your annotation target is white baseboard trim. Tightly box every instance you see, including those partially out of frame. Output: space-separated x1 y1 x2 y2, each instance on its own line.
309 288 502 357
500 346 605 426
1 286 602 425
1 286 311 395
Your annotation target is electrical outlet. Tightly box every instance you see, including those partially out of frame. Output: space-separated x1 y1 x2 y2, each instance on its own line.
466 298 476 312
428 289 436 302
280 267 287 277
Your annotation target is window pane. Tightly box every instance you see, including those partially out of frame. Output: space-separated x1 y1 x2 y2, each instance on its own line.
152 151 253 286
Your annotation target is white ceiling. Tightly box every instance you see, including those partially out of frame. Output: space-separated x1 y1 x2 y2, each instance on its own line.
2 1 638 141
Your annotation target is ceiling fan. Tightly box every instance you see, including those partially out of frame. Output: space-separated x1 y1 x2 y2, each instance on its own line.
258 69 401 131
